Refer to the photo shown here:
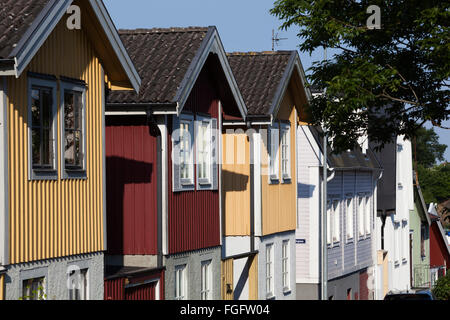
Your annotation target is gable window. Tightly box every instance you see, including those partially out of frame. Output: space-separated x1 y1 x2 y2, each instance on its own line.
268 123 279 182
180 120 193 182
346 196 354 241
175 264 187 300
280 123 291 182
196 116 211 185
173 114 195 191
266 244 274 299
60 80 86 179
201 260 212 300
28 76 57 180
282 240 290 292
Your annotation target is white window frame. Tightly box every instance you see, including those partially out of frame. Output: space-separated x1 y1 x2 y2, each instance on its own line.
196 115 212 186
365 195 372 236
179 115 195 186
280 122 291 182
268 123 279 183
346 195 354 242
394 223 400 265
60 79 87 179
358 195 365 239
27 76 58 181
68 268 89 300
175 264 187 300
201 260 212 300
21 276 46 301
327 200 332 246
266 243 275 299
282 240 290 292
332 200 341 244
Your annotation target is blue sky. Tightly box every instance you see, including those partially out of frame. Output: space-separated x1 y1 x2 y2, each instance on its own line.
103 0 449 162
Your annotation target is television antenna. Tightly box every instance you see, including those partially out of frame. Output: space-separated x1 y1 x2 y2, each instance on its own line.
272 29 288 51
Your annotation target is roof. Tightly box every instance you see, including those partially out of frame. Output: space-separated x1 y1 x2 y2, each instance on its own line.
0 0 140 91
0 0 51 59
308 125 382 170
104 265 165 280
227 51 294 116
413 174 432 225
107 26 247 118
107 27 209 105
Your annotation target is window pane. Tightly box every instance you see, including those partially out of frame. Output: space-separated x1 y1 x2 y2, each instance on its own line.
42 129 51 166
31 90 40 126
64 92 75 130
65 130 75 166
32 128 41 166
42 89 52 128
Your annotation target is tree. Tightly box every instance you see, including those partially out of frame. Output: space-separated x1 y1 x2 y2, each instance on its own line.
271 0 449 152
413 127 447 168
432 272 450 300
417 163 450 204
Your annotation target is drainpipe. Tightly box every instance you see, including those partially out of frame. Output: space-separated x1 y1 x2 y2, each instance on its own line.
321 131 328 300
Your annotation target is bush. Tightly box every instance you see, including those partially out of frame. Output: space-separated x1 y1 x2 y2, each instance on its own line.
432 272 450 300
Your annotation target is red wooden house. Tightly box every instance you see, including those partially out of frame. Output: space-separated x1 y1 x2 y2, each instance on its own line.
428 204 450 285
104 27 247 300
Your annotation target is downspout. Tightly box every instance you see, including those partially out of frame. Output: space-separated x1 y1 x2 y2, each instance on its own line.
249 124 255 253
321 131 328 300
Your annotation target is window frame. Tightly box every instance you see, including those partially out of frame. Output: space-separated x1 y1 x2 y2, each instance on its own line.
332 199 341 244
68 268 89 301
365 195 372 236
178 114 195 187
346 195 354 242
358 194 365 240
27 76 58 181
280 122 291 183
282 240 290 293
268 123 280 183
200 260 212 300
60 79 87 179
196 115 212 187
174 264 187 300
266 243 275 299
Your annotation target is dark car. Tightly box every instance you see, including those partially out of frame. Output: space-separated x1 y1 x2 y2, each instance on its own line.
384 290 434 300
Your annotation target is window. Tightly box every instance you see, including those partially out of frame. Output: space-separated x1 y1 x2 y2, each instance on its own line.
22 277 46 300
68 269 88 300
280 123 291 182
180 119 193 183
358 196 365 238
28 76 57 180
175 265 187 300
60 81 86 178
420 224 426 258
266 244 274 298
201 260 212 300
196 117 211 185
332 200 340 243
268 123 279 182
394 223 400 264
346 196 354 241
365 196 371 235
282 240 290 292
327 201 332 245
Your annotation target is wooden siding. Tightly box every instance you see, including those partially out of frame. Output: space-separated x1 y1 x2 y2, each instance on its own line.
0 273 4 300
221 258 234 300
167 67 220 254
261 85 297 236
222 130 251 236
105 116 158 255
7 18 105 264
249 255 258 300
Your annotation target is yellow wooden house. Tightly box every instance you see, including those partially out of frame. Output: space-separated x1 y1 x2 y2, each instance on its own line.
0 0 140 300
225 50 310 300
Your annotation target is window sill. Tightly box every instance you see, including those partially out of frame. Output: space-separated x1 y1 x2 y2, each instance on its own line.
283 288 291 295
62 170 87 180
30 169 58 181
281 177 291 184
346 237 354 244
266 294 276 300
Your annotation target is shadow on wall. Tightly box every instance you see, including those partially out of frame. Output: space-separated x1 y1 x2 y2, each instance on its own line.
298 182 316 199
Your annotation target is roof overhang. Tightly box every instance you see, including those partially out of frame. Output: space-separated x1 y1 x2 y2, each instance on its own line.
174 26 247 119
2 0 140 92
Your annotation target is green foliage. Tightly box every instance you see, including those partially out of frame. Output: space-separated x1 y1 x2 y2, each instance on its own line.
18 285 47 301
271 0 450 152
413 127 447 168
432 272 450 300
417 163 450 204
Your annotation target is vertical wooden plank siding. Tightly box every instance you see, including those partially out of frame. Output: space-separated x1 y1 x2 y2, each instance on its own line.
104 278 125 300
221 259 234 300
0 274 4 300
222 131 251 236
105 116 158 255
7 19 105 264
249 255 258 300
261 84 297 236
167 67 220 254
